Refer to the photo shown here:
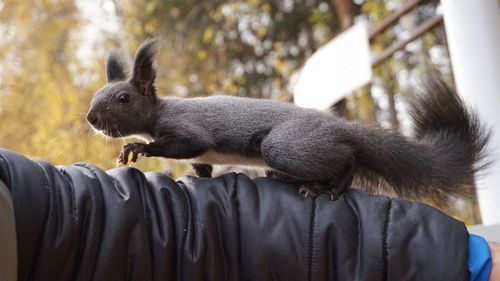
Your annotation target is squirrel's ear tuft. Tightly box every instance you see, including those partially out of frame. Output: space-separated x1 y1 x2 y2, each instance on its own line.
106 51 128 82
131 38 160 96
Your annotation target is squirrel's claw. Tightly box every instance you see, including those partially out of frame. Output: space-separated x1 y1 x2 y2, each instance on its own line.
116 155 124 167
299 184 343 201
118 143 147 165
325 190 340 201
298 185 321 199
131 150 140 163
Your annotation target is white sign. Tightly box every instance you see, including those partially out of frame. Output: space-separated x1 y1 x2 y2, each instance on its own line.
293 22 372 110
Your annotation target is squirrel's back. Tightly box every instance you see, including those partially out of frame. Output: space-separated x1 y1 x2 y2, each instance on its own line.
162 95 330 135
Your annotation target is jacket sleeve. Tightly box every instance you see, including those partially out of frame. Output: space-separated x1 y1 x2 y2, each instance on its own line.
0 180 17 281
0 148 469 281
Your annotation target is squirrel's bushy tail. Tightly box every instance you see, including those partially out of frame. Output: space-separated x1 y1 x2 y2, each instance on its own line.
353 78 491 205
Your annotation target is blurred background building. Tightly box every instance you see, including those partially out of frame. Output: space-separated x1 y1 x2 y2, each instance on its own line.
0 0 499 227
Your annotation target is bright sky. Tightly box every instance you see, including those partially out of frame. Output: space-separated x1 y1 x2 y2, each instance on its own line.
75 0 120 67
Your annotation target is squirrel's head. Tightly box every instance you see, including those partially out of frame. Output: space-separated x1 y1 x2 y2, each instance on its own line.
86 39 160 138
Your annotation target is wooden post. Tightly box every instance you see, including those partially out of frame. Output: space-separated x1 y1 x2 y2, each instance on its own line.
442 0 500 225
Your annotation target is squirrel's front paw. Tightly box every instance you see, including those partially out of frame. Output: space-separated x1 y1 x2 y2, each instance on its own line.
117 143 148 165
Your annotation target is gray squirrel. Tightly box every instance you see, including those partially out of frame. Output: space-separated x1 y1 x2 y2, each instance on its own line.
86 38 491 204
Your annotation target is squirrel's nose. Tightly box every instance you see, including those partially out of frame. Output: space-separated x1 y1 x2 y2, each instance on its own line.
86 111 98 126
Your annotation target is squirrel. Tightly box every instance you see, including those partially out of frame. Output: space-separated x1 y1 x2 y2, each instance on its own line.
86 38 491 204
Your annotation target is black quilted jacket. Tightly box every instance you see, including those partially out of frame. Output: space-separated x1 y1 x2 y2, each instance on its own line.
0 148 468 281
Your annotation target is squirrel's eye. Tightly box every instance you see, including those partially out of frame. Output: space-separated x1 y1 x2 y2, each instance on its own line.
118 93 129 103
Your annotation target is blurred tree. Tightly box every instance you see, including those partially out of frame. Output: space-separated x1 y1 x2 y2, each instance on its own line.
116 0 347 101
0 0 162 171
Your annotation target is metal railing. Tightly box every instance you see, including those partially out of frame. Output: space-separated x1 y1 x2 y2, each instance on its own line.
368 0 444 67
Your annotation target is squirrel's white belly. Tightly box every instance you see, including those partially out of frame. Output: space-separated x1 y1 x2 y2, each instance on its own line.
186 149 269 168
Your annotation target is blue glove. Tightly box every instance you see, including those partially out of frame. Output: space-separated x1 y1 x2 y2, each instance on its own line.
469 234 492 281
